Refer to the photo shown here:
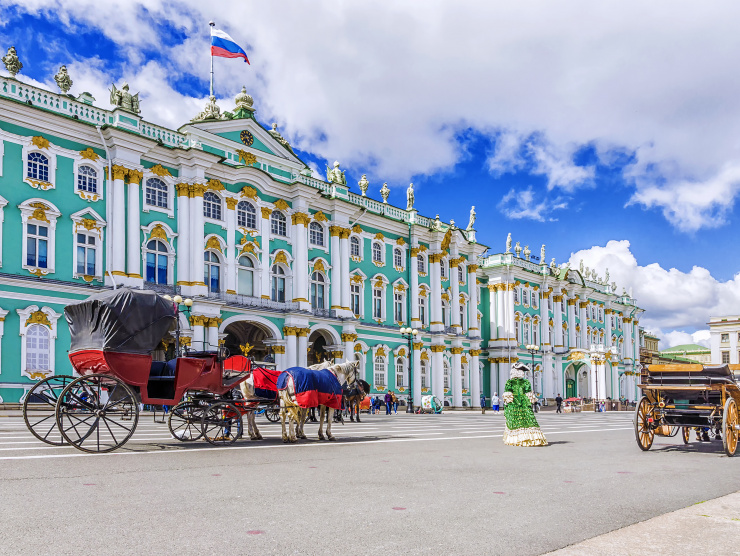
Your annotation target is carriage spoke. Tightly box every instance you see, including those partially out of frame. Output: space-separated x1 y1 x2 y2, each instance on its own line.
103 382 121 410
101 416 119 446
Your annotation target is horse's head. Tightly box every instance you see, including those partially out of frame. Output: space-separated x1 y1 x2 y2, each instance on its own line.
333 359 361 386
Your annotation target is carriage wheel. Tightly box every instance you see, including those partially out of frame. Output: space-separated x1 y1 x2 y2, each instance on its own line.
23 375 75 445
264 407 280 423
634 396 654 451
722 398 738 457
682 426 691 445
201 401 242 446
56 374 139 453
168 402 204 441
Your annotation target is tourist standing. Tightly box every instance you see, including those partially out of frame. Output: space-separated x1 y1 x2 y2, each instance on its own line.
480 392 486 414
391 391 398 414
384 391 393 415
556 394 563 413
491 392 500 413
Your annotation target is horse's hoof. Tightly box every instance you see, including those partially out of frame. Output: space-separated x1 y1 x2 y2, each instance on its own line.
328 436 336 441
256 435 263 440
290 437 297 443
282 438 289 443
318 435 325 441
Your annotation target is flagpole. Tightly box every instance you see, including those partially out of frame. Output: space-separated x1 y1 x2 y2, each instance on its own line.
209 21 215 97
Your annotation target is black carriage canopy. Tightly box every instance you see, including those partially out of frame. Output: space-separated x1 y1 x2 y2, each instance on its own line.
65 288 176 354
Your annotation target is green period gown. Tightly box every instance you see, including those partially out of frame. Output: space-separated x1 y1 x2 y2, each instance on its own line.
503 377 548 446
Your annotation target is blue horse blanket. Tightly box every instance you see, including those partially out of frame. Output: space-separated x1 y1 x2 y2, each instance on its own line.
277 367 342 409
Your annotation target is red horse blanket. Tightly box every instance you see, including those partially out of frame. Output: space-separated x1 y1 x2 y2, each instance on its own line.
277 366 342 410
252 366 282 402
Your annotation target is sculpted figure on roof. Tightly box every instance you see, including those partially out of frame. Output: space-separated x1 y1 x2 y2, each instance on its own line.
326 161 346 185
2 46 22 77
110 83 140 114
269 123 295 154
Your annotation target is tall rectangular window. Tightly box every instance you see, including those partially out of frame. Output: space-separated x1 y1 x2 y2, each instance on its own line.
373 289 383 319
26 224 48 268
722 351 730 364
351 284 361 317
394 292 403 322
396 360 404 388
419 297 426 325
721 333 729 342
76 233 96 276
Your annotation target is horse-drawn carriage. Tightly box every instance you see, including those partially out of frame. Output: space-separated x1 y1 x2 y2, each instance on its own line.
23 288 256 453
634 363 740 457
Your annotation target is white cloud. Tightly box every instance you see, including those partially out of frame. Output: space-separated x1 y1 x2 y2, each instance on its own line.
498 186 567 222
660 329 711 350
569 240 740 346
7 1 740 228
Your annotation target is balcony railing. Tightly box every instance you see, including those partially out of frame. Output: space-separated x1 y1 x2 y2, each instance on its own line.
311 307 337 318
143 281 181 295
207 291 299 312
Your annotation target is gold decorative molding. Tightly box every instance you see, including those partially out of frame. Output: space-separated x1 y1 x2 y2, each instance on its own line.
341 333 358 342
25 310 51 328
189 315 207 327
469 349 482 356
127 169 143 184
283 326 297 337
410 248 419 257
225 197 238 210
291 212 311 226
175 183 190 197
374 232 384 240
205 236 223 252
395 237 405 245
274 199 289 211
79 147 99 161
420 351 430 361
236 149 258 166
274 250 288 265
412 341 423 351
450 347 464 355
296 327 310 337
261 207 272 219
354 343 363 353
374 277 385 288
430 345 446 353
31 136 50 150
271 345 286 354
352 224 362 234
241 185 258 199
467 264 479 273
150 164 171 177
339 228 351 239
149 224 167 240
206 178 225 191
375 346 387 357
191 183 207 197
394 283 406 292
313 211 328 222
331 350 344 359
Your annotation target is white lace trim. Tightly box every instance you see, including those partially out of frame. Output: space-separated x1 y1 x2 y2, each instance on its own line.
503 424 548 446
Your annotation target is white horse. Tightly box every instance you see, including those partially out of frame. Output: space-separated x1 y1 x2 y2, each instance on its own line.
279 359 361 443
239 360 332 440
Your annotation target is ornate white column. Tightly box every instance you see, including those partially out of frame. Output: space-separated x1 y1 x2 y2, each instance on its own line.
191 315 206 351
553 293 564 349
624 318 633 361
126 169 142 279
207 318 221 351
451 346 463 407
225 198 238 294
496 285 506 341
540 290 550 348
260 207 271 299
291 213 309 307
111 165 127 277
467 265 479 333
413 341 423 408
542 352 554 397
410 248 420 325
175 184 190 286
297 327 309 367
567 298 577 348
470 347 481 404
330 226 341 310
450 257 461 330
190 184 206 290
579 302 588 348
430 254 443 332
283 327 297 368
340 229 351 311
506 284 516 343
499 358 511 396
431 344 445 400
633 319 640 362
487 285 497 340
604 309 613 348
272 344 287 370
342 330 357 364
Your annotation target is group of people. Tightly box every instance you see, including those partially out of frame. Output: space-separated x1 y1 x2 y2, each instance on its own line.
480 392 501 414
369 390 399 415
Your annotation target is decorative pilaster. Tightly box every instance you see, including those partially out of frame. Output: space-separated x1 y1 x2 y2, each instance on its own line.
487 285 497 339
450 257 461 330
469 348 482 403
580 302 589 348
553 293 564 349
567 298 577 348
189 314 207 351
190 184 207 291
297 326 309 367
110 164 127 277
430 343 445 400
451 346 463 407
175 183 191 286
540 290 551 347
505 283 516 343
339 228 351 312
430 253 443 332
410 248 420 325
604 308 613 349
496 285 506 341
341 331 358 365
260 207 271 299
291 213 310 306
467 265 479 333
126 169 143 280
283 326 297 368
225 197 238 294
412 341 423 408
330 226 342 309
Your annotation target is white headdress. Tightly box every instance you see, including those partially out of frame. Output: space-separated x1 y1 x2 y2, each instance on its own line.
510 362 530 379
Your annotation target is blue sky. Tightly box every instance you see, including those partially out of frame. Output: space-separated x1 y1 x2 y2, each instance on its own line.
2 1 740 346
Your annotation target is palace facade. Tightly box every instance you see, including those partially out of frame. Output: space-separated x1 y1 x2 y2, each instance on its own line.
0 63 643 405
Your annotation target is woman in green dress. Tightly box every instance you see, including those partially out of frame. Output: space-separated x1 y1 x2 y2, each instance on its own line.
502 363 547 446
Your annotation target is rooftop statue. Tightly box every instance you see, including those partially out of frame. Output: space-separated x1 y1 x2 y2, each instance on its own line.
268 123 295 154
358 174 369 197
466 206 476 230
380 182 390 204
579 259 584 274
406 183 414 210
54 65 73 94
432 214 443 231
2 46 22 77
326 161 346 185
191 95 224 121
605 268 610 282
540 244 546 263
550 258 557 268
505 233 512 253
523 245 531 260
110 83 141 114
514 241 522 257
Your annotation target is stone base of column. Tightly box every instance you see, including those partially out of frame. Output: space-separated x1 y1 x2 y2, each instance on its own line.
119 275 144 289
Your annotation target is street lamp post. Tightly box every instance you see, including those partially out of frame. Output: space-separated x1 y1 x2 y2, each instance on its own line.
400 327 419 413
525 344 539 397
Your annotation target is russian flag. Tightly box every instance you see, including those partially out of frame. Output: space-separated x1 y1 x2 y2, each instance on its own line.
211 28 250 64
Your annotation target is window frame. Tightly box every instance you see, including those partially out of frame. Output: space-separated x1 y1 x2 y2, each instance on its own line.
236 200 257 230
270 210 288 237
372 241 384 265
350 282 363 318
373 354 387 388
350 235 362 259
271 264 287 303
393 247 404 270
145 239 170 285
17 305 61 380
308 222 325 248
310 271 326 309
19 199 60 276
237 254 256 297
203 191 223 221
204 249 222 293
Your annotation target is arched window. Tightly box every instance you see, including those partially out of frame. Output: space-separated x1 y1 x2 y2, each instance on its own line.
372 242 382 263
351 281 362 317
310 272 325 309
309 222 324 247
237 255 254 296
418 255 426 273
522 289 529 306
203 192 222 220
27 152 49 181
145 240 168 284
420 360 429 388
374 356 386 387
204 251 221 293
458 265 464 283
393 248 403 268
26 324 50 371
443 360 450 389
237 201 256 229
461 364 468 390
271 211 287 236
77 165 98 193
396 359 405 388
145 177 168 209
26 223 48 268
350 236 360 257
271 265 286 302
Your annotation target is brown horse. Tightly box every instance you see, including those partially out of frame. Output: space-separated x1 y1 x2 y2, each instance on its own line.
343 379 370 422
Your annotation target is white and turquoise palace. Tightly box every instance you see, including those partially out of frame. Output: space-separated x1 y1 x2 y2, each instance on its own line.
0 50 644 405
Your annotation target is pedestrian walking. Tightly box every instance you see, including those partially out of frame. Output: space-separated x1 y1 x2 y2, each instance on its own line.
555 393 563 413
391 391 398 414
491 392 500 413
384 391 393 415
480 392 486 414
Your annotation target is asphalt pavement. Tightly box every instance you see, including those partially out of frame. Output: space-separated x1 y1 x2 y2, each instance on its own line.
1 410 738 555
